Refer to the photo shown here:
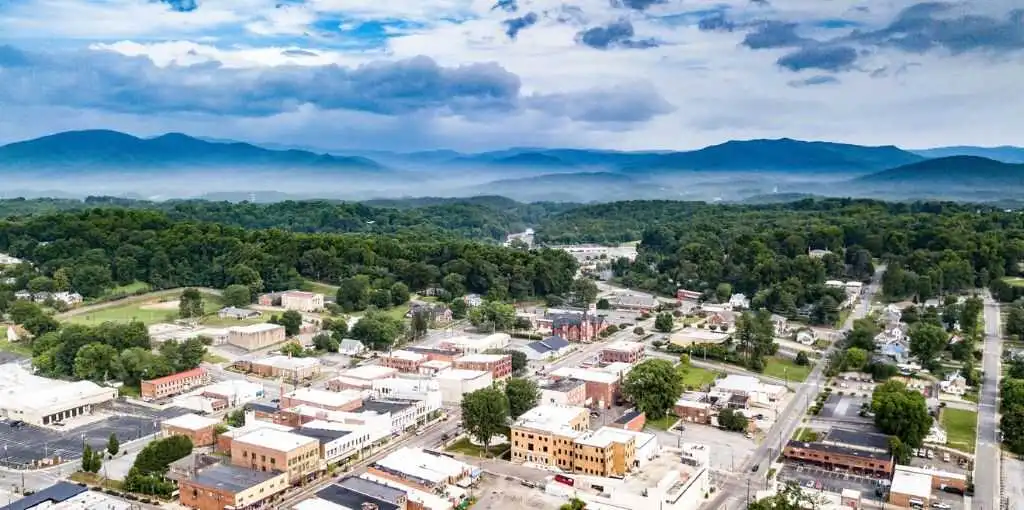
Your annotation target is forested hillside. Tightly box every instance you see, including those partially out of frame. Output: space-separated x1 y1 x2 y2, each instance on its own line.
0 209 579 300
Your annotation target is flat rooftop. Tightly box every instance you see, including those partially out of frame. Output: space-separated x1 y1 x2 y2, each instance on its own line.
234 428 318 452
421 360 452 369
825 427 893 451
341 365 397 380
298 426 352 443
385 350 427 362
163 413 219 431
436 368 489 380
360 399 415 415
456 353 507 363
514 405 587 436
191 463 283 493
614 410 643 425
542 377 586 393
549 367 618 384
603 340 645 352
890 467 932 499
230 323 284 333
786 440 893 461
257 355 320 370
286 388 364 407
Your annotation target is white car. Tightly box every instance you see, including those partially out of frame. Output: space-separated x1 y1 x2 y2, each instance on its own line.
931 503 951 510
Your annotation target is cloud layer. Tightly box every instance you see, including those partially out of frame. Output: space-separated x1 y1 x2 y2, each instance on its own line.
0 0 1021 150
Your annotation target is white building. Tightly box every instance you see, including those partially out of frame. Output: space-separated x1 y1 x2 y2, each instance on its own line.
52 292 83 306
435 369 493 404
328 365 398 390
0 364 117 426
373 447 473 487
712 375 787 408
825 280 845 289
796 330 816 346
371 377 443 409
338 339 366 356
939 372 968 396
280 290 325 312
0 253 23 265
440 333 510 354
728 293 750 310
299 420 374 465
201 379 265 406
360 472 455 510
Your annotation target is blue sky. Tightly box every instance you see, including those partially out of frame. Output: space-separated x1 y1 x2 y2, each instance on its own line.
0 0 1021 151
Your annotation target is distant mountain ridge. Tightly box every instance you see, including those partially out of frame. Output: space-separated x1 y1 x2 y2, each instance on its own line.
911 146 1024 164
0 130 385 172
856 156 1024 185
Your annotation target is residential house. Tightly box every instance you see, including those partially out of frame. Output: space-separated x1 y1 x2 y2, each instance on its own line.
795 330 815 346
705 310 736 331
676 289 702 302
52 292 83 306
728 293 750 310
939 372 968 396
338 339 366 356
405 301 453 323
13 290 31 301
607 293 659 311
770 314 790 336
883 304 903 325
808 248 832 258
463 294 484 307
32 292 52 303
522 335 573 361
218 307 262 320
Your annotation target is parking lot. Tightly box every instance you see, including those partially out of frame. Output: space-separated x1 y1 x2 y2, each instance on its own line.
650 423 757 473
473 474 566 510
818 393 873 423
778 464 966 510
0 402 188 468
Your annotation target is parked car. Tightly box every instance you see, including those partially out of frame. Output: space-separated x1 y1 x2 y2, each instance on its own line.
751 465 759 472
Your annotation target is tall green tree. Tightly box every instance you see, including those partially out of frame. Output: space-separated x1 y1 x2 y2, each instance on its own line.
871 380 932 447
222 284 251 307
178 288 204 319
505 378 540 419
107 433 120 456
278 310 303 336
909 322 948 365
389 282 410 306
621 359 684 420
654 312 674 332
468 300 516 331
460 387 509 454
570 278 598 306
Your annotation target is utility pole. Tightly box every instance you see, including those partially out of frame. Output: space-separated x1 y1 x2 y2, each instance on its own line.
746 478 751 507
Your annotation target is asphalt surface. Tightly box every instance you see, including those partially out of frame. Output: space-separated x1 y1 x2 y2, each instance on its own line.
707 266 884 509
975 293 1003 510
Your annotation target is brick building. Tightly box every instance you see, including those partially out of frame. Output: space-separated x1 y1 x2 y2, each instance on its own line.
550 314 607 342
178 462 289 510
379 350 427 373
453 353 512 381
673 397 713 425
539 378 587 407
242 355 321 381
609 410 646 432
403 346 463 363
230 428 322 484
548 367 621 409
280 291 325 312
783 441 894 476
280 388 364 412
141 368 208 401
600 341 646 364
162 413 220 447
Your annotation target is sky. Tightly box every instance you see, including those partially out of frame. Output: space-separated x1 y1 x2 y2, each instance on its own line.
0 0 1021 152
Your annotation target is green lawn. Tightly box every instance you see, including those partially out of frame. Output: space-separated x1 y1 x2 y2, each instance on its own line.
1003 277 1024 288
68 294 225 326
763 356 811 382
792 428 820 442
941 408 978 453
679 366 720 389
0 338 32 356
203 353 230 364
304 281 339 297
835 309 852 328
646 414 679 431
962 391 979 404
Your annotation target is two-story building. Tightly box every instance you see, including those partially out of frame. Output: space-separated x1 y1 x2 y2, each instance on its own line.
230 429 322 484
453 353 512 381
600 341 646 365
141 368 209 402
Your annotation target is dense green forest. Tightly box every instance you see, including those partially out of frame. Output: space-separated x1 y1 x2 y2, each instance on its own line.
0 208 579 301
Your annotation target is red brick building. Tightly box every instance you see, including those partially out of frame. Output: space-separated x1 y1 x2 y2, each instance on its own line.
161 413 220 447
783 441 894 476
379 350 427 373
453 354 512 381
551 314 607 342
609 410 646 432
600 341 646 364
178 463 289 510
141 368 208 401
404 346 463 363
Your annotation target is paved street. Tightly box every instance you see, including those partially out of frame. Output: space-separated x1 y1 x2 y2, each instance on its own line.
708 266 884 509
975 293 1003 510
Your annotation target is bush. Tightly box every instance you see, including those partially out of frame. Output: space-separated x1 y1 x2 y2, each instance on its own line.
633 327 644 335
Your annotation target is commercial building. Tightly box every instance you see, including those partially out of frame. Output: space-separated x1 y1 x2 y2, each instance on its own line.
574 427 637 477
521 336 573 361
141 367 209 401
548 366 622 409
452 353 512 381
178 462 290 510
162 413 221 447
217 307 262 320
298 421 374 466
242 355 321 381
0 481 130 510
887 465 967 506
0 364 117 426
434 369 492 404
216 421 295 454
360 472 458 510
783 440 894 476
510 405 590 471
338 339 366 356
712 375 787 408
380 350 428 373
370 377 442 406
600 341 646 364
673 395 713 425
202 380 266 407
403 346 463 363
282 388 365 412
539 378 587 407
281 291 325 312
327 365 398 391
367 447 472 493
610 410 646 432
309 477 409 510
438 333 510 354
230 428 322 483
227 323 287 351
418 360 452 376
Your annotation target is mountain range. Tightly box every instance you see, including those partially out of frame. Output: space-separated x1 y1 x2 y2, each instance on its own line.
1 129 1023 203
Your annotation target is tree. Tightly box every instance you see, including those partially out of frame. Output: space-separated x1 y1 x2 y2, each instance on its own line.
460 387 509 454
468 300 516 331
225 409 245 427
888 436 912 464
370 289 393 309
71 265 113 298
280 342 307 358
449 298 468 320
596 298 610 310
505 378 540 419
844 347 869 371
716 282 732 303
748 482 826 510
276 310 302 337
222 284 251 307
846 319 881 351
336 275 371 312
621 359 684 420
178 288 204 319
909 322 948 365
389 282 410 306
313 333 339 352
795 351 810 366
871 380 932 447
570 278 598 306
1000 406 1024 454
81 444 101 473
411 310 429 339
73 343 120 382
27 276 55 293
718 408 748 432
560 498 586 510
53 268 71 292
107 433 120 456
654 312 674 333
350 310 406 349
633 326 644 335
178 337 207 370
487 349 528 375
513 316 533 331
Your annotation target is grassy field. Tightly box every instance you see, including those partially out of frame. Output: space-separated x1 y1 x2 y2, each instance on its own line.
1003 277 1024 288
304 281 339 297
203 352 230 364
941 408 978 453
679 366 720 389
792 428 820 442
763 356 811 382
646 414 680 431
68 294 226 326
0 338 32 356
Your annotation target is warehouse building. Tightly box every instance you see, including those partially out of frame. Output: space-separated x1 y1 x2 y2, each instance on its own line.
227 323 287 351
0 364 117 426
141 367 209 401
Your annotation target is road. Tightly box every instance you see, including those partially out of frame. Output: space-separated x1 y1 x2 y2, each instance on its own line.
707 266 885 510
975 293 1003 510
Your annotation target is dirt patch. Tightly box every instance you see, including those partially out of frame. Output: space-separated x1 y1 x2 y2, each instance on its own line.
139 300 180 311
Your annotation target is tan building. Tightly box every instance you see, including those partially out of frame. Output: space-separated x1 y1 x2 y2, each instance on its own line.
574 429 636 477
510 405 589 472
326 365 398 391
600 341 646 365
888 465 967 507
228 323 287 351
141 368 208 401
281 291 325 312
244 355 321 381
280 388 364 412
178 462 289 510
162 413 221 447
380 350 427 373
230 428 322 484
539 378 587 407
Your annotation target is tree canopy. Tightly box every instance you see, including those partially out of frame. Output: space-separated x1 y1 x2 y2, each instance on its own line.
621 359 684 420
871 380 931 448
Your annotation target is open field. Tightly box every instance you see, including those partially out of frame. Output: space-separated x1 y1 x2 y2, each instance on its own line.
941 408 978 453
67 294 226 326
304 281 339 297
679 365 719 389
0 338 31 357
646 414 679 431
1003 277 1024 288
764 356 812 382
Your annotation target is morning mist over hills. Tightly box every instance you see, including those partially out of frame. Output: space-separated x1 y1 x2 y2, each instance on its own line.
1 129 1022 204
